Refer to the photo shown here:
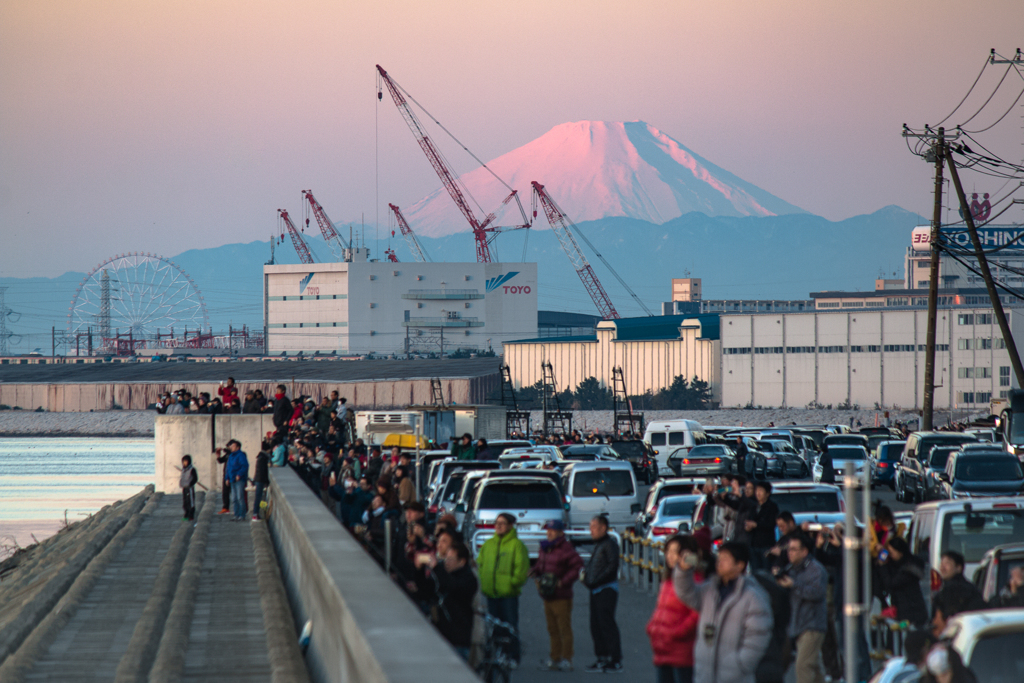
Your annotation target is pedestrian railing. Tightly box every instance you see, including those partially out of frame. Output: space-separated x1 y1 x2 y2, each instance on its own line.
470 528 620 562
619 530 666 594
867 615 911 662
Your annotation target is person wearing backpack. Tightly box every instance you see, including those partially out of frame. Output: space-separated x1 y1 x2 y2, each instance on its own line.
531 519 584 672
476 512 529 668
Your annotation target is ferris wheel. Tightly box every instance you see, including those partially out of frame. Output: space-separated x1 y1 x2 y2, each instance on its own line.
67 252 210 341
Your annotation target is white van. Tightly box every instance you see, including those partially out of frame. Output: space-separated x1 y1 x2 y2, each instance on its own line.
560 461 640 534
643 420 708 469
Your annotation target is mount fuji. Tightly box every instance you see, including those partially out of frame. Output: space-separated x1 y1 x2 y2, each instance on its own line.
403 120 806 236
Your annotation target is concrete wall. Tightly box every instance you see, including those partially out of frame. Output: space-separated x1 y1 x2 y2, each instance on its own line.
0 376 498 412
154 414 273 493
720 307 1024 409
267 467 479 683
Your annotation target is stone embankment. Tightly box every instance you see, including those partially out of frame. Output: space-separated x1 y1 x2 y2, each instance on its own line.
0 410 156 436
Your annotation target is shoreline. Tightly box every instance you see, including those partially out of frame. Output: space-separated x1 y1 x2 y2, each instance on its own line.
0 432 154 438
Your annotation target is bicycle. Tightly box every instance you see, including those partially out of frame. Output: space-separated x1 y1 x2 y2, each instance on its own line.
475 612 518 683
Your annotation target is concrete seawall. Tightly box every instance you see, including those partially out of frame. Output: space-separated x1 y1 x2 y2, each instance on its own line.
154 414 272 494
267 468 479 683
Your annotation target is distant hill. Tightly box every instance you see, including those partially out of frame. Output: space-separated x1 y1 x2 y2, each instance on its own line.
0 206 924 353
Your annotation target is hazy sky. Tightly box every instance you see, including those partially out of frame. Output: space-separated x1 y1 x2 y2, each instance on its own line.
2 0 1023 278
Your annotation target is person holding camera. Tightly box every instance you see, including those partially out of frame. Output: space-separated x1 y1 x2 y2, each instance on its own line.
531 519 583 672
674 541 773 683
776 534 828 683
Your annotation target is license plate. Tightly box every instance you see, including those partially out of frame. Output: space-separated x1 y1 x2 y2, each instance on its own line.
520 524 540 531
697 468 708 474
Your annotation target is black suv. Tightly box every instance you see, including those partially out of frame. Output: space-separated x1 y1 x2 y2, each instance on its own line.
610 440 659 484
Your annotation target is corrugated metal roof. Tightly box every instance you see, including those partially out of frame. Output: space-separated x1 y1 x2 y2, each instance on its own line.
610 314 720 341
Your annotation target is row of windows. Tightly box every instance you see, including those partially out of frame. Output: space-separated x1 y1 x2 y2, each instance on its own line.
267 295 348 301
723 344 950 355
958 313 994 325
958 391 993 404
957 337 1007 350
957 367 992 379
268 322 349 328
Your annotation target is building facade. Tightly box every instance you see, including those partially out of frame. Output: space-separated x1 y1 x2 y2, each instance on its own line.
720 307 1023 410
503 314 721 401
264 262 537 356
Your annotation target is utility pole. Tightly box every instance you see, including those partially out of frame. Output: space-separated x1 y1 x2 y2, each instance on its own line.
921 128 945 431
945 148 1024 386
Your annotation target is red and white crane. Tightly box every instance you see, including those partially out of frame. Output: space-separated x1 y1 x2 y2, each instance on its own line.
277 209 315 265
389 203 430 263
376 64 529 263
531 182 653 320
302 190 350 262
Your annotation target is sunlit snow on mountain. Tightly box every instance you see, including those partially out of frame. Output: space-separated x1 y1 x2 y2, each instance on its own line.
402 121 806 236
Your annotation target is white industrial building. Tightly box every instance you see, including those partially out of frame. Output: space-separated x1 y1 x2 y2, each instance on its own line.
263 262 537 356
720 307 1023 410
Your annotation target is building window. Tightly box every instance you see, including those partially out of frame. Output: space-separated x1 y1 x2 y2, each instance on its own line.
959 391 975 404
1001 366 1011 386
724 347 751 355
868 345 880 352
883 344 915 352
977 338 993 349
850 345 864 353
818 302 840 308
996 338 1007 349
958 338 972 350
818 346 847 353
958 314 974 325
841 302 864 308
938 344 949 351
978 313 993 325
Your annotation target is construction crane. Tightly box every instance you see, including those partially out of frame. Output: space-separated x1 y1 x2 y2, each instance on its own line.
278 209 315 265
376 64 530 263
389 203 430 262
384 248 399 262
531 181 653 320
302 190 350 262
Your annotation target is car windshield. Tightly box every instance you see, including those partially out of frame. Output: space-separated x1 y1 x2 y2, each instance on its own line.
440 473 467 503
478 482 562 510
878 443 904 461
825 436 867 446
688 445 729 457
564 446 615 457
656 484 697 503
954 456 1024 481
772 491 842 514
941 510 1024 562
572 470 635 497
563 453 599 461
765 440 797 454
967 630 1024 682
919 436 976 460
830 448 866 460
610 441 646 460
930 448 957 468
661 498 698 518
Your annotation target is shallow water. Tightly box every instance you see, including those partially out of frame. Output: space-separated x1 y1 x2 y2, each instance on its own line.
0 437 154 545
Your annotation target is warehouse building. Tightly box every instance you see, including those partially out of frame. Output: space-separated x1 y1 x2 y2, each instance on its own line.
263 262 537 356
720 306 1023 409
502 314 721 401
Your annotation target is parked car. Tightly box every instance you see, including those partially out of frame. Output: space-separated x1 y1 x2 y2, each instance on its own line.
814 445 871 483
972 542 1024 602
692 481 848 530
759 438 809 479
823 433 869 449
735 437 769 479
872 440 905 489
561 461 640 534
906 498 1024 593
462 473 566 555
939 450 1024 499
609 439 659 484
498 445 564 469
643 419 708 469
666 443 736 478
942 608 1024 682
898 431 978 504
644 494 702 544
916 445 961 501
635 477 705 535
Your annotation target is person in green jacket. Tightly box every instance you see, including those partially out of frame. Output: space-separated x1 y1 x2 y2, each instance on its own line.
477 512 529 666
450 433 476 461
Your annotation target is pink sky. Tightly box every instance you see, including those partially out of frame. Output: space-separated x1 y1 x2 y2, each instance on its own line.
2 0 1023 277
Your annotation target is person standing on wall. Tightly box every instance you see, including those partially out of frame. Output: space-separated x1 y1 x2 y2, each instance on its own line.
218 376 238 408
224 439 250 521
582 515 623 673
215 446 231 514
180 455 198 522
477 512 530 668
252 440 270 521
272 384 291 437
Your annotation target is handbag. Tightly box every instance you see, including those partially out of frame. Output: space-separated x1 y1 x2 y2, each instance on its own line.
538 572 559 598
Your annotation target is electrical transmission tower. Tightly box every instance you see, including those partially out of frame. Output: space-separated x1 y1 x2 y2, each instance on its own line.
0 287 22 356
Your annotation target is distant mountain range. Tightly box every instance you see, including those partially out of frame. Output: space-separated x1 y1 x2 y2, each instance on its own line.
0 205 924 352
403 121 807 235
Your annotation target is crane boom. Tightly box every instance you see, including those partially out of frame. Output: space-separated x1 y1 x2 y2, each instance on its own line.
278 209 315 265
302 190 350 261
389 204 430 262
376 64 530 263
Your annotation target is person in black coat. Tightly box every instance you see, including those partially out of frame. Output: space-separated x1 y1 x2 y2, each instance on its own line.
751 569 790 683
429 542 478 659
252 442 271 520
818 445 836 484
746 481 780 570
582 515 622 673
878 536 928 627
272 384 292 435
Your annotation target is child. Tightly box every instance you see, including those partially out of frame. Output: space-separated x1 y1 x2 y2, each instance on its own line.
180 455 198 521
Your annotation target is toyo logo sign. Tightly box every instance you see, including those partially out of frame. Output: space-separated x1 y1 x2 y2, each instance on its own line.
299 273 318 295
485 271 531 294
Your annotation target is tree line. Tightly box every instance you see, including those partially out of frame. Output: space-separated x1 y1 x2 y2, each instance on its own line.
502 374 713 410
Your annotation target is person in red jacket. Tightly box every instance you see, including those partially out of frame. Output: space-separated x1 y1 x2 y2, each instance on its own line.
647 534 702 683
530 519 584 672
217 377 239 406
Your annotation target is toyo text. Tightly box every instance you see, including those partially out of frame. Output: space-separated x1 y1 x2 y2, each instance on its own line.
503 285 531 294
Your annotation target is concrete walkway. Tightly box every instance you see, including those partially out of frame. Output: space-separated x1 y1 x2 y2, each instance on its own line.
181 514 273 683
23 498 181 682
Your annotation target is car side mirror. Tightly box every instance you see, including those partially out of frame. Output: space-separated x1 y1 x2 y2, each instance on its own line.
630 503 641 514
455 503 465 513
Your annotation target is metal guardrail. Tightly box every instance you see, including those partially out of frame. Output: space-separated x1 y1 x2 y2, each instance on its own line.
619 530 667 594
868 615 911 662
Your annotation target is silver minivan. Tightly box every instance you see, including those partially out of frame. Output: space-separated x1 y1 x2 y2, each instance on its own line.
463 473 566 555
561 461 640 534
